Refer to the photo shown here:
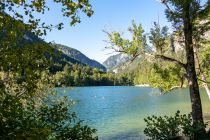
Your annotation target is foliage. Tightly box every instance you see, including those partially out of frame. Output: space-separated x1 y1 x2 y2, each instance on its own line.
149 22 169 54
40 97 98 140
105 20 147 59
201 49 210 82
131 56 186 92
149 62 186 92
106 21 187 91
0 92 50 139
0 33 126 139
144 111 209 140
0 0 93 36
0 1 98 139
0 70 98 139
162 0 210 126
105 0 210 133
0 0 93 83
133 60 153 85
0 89 98 140
54 64 133 87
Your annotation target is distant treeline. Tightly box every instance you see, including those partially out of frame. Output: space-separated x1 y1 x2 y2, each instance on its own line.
54 64 134 87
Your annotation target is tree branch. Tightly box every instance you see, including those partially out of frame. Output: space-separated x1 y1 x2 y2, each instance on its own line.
198 0 210 19
163 86 182 94
15 89 27 99
155 54 187 69
158 0 175 14
198 78 210 84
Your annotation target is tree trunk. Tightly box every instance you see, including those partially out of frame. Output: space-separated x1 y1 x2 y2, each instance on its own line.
186 49 203 124
201 74 210 98
183 3 204 126
180 76 184 88
194 47 210 99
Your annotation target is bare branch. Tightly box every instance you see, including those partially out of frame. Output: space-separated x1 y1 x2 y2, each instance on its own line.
15 89 27 98
156 0 176 16
163 86 182 94
129 51 144 63
105 46 125 53
155 54 187 69
198 78 210 84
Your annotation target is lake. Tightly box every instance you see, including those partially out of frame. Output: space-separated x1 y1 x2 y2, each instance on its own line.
56 86 210 140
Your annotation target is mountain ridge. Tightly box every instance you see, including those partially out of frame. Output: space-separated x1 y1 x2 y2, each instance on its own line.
16 31 106 71
103 53 132 72
53 44 106 71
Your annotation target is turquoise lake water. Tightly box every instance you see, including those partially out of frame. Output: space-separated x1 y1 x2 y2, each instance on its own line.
56 86 210 140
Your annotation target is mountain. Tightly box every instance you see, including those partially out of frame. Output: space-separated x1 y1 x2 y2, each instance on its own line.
1 13 106 72
103 53 132 72
103 45 153 72
112 56 144 73
1 28 105 72
54 44 106 72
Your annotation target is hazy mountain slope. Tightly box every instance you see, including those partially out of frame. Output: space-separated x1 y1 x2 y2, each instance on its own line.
112 56 143 73
103 53 132 71
54 44 106 71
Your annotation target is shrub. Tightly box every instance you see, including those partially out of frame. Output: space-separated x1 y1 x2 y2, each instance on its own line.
144 111 209 140
0 70 98 140
0 91 98 140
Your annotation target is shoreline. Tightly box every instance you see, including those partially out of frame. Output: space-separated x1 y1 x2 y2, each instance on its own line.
135 84 150 87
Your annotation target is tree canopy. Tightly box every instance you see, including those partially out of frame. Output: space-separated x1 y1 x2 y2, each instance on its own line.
105 1 210 138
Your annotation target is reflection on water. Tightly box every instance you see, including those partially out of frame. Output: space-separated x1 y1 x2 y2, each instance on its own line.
56 87 210 140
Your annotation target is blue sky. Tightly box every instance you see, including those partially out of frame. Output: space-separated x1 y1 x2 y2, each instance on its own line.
41 0 171 63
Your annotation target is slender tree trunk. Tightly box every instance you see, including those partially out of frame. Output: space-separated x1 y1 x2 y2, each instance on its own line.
186 49 203 124
201 74 210 98
180 76 184 88
183 4 204 126
194 48 210 99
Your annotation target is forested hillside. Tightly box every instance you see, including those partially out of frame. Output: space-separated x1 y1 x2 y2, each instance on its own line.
9 30 106 71
54 44 106 71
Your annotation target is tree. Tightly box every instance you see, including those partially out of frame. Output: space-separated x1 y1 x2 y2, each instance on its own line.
144 111 209 140
0 0 93 33
149 22 169 55
105 0 210 138
0 0 93 72
0 0 97 139
161 0 209 134
0 0 94 93
149 23 187 91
